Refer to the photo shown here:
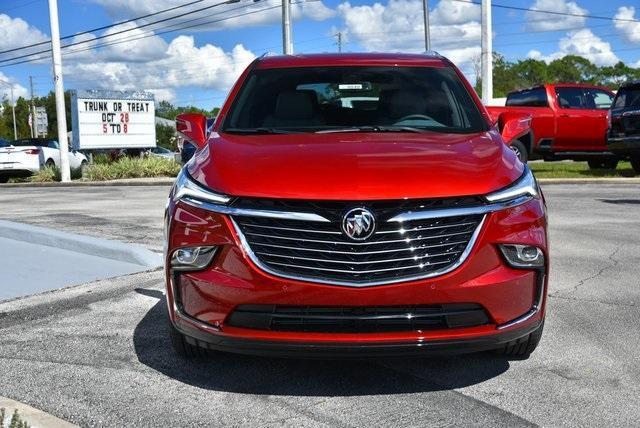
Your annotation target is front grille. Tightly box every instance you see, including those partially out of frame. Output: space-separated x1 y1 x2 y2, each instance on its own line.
231 198 485 285
226 304 490 333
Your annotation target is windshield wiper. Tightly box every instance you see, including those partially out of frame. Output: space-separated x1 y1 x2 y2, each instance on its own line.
315 126 426 134
223 127 299 134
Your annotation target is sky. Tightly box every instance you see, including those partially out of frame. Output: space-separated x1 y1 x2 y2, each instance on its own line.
0 0 639 109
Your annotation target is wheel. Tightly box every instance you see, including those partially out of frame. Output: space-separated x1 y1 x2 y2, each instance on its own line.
496 320 544 358
168 320 209 358
588 159 618 170
631 157 640 175
45 159 55 168
510 140 528 163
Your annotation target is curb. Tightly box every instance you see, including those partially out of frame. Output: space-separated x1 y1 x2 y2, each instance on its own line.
0 177 175 187
0 220 162 268
0 396 78 428
538 178 640 184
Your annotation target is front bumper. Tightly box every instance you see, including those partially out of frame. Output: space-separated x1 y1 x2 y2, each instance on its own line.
165 196 548 357
607 136 640 157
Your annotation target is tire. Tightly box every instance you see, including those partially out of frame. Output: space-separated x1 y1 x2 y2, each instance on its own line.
45 159 55 168
510 140 528 163
631 157 640 175
168 321 209 358
496 321 544 358
588 159 618 170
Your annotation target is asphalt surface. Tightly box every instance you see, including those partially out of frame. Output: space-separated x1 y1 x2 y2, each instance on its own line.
0 184 639 427
0 235 146 300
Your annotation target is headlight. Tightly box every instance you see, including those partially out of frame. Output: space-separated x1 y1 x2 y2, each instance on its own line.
171 246 218 271
485 167 540 203
499 244 544 269
173 168 231 205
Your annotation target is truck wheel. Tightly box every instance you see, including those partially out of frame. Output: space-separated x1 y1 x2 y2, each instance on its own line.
168 321 209 358
510 140 528 163
496 321 544 358
588 159 618 170
631 157 640 175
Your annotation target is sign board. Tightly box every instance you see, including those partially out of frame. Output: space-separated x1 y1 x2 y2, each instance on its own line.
34 106 48 137
70 89 155 150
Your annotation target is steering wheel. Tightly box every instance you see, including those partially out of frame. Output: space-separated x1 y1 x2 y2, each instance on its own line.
394 114 435 123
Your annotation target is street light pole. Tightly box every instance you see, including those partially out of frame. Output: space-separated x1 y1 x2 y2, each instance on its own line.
422 0 431 51
47 0 71 182
282 0 293 54
481 0 493 105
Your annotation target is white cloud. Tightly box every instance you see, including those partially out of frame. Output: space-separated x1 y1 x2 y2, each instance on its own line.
0 72 28 103
526 29 619 66
336 0 481 73
0 14 47 53
88 0 335 30
614 6 640 44
62 33 256 103
525 0 587 32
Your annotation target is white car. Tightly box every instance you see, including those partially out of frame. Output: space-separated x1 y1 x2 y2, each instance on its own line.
0 138 87 182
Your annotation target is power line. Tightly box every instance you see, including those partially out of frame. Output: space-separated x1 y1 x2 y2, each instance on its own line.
0 0 211 56
451 0 640 23
0 0 318 69
0 0 247 63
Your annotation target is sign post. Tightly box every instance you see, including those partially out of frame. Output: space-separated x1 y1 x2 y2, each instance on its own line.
70 90 155 151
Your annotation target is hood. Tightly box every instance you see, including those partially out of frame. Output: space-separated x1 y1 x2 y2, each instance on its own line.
187 130 523 200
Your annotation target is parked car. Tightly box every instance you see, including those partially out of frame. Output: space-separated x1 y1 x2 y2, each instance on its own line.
167 53 548 359
0 138 87 182
486 83 616 166
607 81 640 174
148 146 176 160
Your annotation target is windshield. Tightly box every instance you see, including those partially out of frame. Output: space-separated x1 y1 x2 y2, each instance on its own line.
222 66 487 134
613 87 640 109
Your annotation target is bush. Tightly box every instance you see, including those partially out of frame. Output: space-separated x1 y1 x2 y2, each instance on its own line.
83 156 180 181
29 165 84 182
1 408 30 428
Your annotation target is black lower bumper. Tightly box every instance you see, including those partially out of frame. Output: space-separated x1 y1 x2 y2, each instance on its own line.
173 316 543 358
607 137 640 157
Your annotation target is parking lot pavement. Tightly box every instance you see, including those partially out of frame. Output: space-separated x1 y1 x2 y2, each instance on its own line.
0 183 639 426
0 186 170 252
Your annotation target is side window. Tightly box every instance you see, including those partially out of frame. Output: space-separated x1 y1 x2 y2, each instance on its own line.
588 89 614 110
505 87 548 107
48 141 60 150
555 87 587 109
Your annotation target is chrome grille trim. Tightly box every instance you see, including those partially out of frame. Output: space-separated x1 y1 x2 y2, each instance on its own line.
231 215 487 287
242 229 474 246
181 196 331 222
267 259 453 274
254 250 459 265
249 240 470 255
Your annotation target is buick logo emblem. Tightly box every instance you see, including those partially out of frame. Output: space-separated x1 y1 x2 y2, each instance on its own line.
342 208 376 241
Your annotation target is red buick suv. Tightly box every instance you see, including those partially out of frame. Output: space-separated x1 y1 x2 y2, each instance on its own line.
165 53 548 358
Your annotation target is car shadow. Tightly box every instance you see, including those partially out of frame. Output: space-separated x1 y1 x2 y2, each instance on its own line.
133 288 511 396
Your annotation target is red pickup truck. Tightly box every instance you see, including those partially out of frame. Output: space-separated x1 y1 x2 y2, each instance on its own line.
486 84 616 167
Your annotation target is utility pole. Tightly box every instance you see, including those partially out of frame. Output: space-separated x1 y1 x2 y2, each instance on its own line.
337 32 342 53
481 0 493 105
282 0 293 54
29 76 35 138
422 0 431 51
47 0 71 182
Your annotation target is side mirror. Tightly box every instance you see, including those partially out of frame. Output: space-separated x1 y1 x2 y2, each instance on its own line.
497 112 532 144
176 113 208 149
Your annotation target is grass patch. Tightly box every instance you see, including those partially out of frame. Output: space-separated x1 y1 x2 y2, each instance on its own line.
83 156 181 181
529 161 637 179
1 408 31 428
